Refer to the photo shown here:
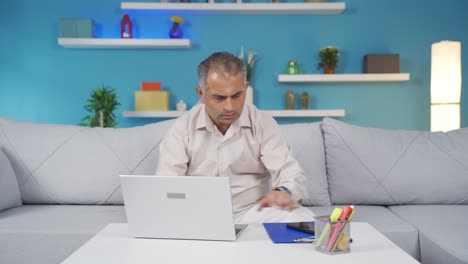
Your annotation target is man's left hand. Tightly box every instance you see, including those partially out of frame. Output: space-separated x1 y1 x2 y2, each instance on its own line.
257 190 298 211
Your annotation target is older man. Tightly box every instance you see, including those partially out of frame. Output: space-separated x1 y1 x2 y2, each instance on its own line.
156 52 307 219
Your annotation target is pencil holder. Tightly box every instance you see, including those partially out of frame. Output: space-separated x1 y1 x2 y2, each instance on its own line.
314 215 351 254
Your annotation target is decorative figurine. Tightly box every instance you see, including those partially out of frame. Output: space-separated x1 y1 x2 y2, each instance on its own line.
169 16 184 39
120 14 132 39
176 100 187 111
286 89 295 110
300 92 310 109
286 60 299 74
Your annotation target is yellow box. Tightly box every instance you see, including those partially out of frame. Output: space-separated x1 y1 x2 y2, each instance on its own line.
135 91 169 111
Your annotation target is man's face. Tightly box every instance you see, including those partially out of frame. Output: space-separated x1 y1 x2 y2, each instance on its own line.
196 69 247 133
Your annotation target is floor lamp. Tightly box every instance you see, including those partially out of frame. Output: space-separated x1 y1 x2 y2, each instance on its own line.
431 41 462 132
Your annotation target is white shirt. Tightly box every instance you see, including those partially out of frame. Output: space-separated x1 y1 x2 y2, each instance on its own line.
156 103 306 213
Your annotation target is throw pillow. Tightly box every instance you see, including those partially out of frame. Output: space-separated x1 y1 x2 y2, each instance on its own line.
281 122 331 206
0 117 174 205
323 117 468 205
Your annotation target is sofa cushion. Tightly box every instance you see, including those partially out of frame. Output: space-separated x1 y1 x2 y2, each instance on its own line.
281 122 331 206
0 117 174 204
0 148 22 211
389 205 468 264
309 205 420 260
322 118 468 205
0 205 126 264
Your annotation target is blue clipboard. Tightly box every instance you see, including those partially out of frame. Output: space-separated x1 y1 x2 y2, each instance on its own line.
263 222 315 243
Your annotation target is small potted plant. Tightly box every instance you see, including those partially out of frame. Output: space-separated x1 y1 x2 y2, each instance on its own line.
317 46 339 74
80 86 120 128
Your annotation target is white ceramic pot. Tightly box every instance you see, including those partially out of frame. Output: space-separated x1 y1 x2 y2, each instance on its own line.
245 85 253 105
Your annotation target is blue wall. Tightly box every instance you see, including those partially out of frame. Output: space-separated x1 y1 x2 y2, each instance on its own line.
1 0 467 129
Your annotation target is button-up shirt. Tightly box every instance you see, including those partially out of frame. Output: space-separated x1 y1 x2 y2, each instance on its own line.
156 103 306 213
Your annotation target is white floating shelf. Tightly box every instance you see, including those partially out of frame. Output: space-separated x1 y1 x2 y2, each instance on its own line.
264 109 345 117
123 111 187 118
58 38 191 48
123 109 345 118
121 2 345 15
278 73 411 83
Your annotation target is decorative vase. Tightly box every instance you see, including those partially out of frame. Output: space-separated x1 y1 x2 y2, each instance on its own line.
286 60 300 74
300 92 310 109
323 64 335 74
285 89 295 110
245 85 253 105
169 23 183 39
176 100 187 111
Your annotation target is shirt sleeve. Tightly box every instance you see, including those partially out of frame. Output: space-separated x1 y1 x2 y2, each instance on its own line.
155 121 190 176
258 114 307 203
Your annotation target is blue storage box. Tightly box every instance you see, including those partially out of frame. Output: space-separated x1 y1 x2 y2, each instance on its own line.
59 18 95 38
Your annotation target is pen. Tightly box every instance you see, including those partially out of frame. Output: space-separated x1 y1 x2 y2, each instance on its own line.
294 237 353 244
294 237 315 243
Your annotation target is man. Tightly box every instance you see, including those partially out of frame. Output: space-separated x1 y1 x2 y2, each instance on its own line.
156 52 307 219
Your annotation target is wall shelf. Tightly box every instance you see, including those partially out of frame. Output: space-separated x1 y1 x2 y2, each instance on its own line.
123 111 187 118
121 2 346 15
266 109 345 117
123 109 345 118
58 38 191 48
278 73 411 83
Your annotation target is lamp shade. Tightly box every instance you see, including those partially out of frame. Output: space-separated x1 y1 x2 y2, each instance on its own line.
431 104 460 132
430 41 462 131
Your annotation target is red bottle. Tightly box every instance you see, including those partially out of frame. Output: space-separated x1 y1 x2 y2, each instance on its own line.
121 14 132 38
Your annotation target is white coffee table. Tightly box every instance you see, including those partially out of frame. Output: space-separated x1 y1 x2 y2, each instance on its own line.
62 223 419 264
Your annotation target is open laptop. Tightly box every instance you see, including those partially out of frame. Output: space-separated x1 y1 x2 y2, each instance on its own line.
120 175 245 241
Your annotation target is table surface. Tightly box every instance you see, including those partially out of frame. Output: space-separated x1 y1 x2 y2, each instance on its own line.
61 222 419 264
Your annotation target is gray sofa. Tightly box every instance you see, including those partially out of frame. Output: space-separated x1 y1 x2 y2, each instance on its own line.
1 116 467 264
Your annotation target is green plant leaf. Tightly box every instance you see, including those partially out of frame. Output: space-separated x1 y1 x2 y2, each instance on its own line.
80 85 120 128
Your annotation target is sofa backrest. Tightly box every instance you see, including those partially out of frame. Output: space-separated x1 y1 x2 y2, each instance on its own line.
0 116 332 206
322 117 468 205
0 117 174 205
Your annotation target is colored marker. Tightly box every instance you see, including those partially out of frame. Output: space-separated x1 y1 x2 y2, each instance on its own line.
315 207 342 247
327 206 354 252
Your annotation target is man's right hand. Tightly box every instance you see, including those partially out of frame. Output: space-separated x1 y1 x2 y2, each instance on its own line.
257 190 298 211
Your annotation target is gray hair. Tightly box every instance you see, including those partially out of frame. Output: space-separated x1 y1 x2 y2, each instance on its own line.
197 52 247 90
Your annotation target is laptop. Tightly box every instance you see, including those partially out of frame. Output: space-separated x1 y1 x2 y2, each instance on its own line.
120 175 245 241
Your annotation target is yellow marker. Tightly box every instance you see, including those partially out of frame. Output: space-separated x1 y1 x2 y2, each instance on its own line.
315 208 342 247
